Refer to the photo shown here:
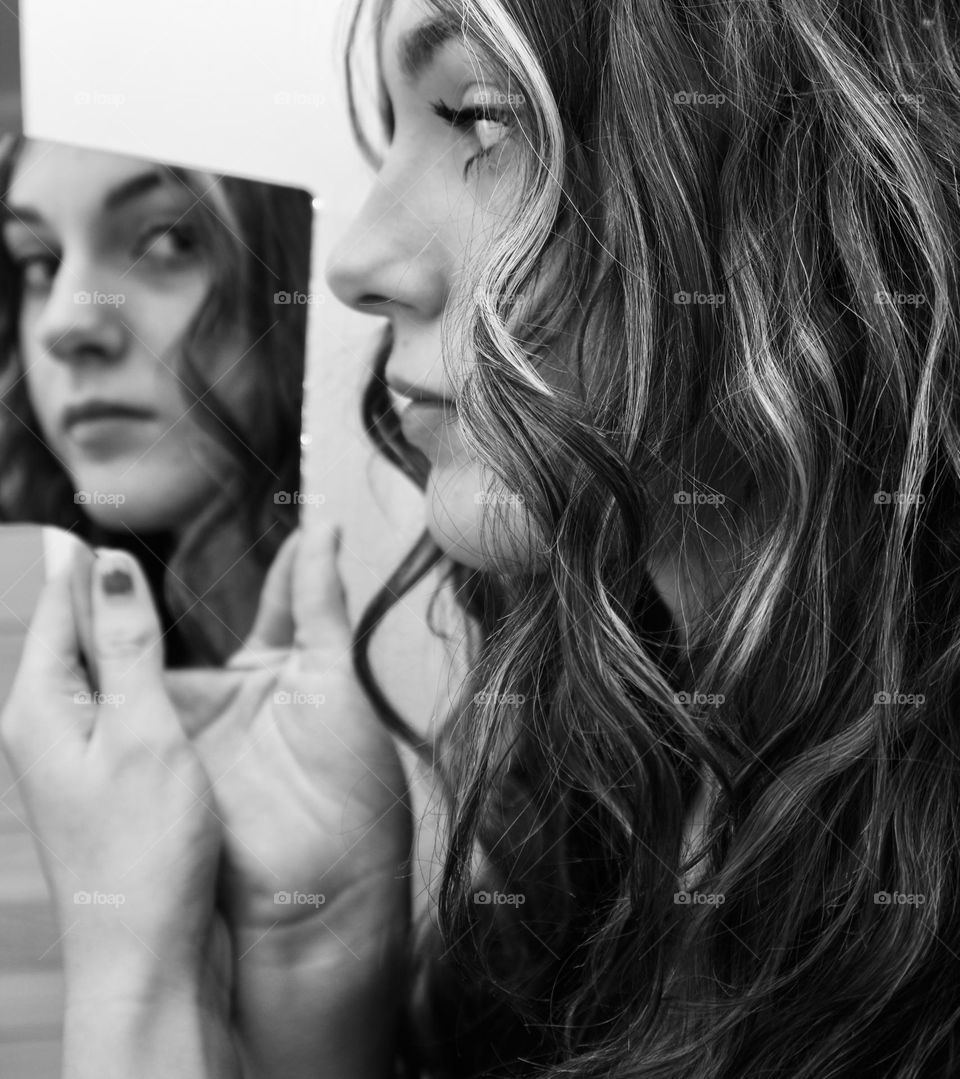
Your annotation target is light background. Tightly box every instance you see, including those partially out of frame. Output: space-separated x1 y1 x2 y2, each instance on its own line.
18 0 459 766
0 2 460 1072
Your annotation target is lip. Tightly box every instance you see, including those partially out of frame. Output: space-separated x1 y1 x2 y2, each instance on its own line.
397 400 459 458
385 376 457 409
63 400 158 432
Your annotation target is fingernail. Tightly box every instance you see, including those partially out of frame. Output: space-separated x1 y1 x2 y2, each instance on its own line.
95 551 136 599
102 569 134 597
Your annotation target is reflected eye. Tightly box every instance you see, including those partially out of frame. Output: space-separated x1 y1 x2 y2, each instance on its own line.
14 255 58 291
138 223 198 265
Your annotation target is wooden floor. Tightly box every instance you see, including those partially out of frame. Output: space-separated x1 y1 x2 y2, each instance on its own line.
0 535 64 1078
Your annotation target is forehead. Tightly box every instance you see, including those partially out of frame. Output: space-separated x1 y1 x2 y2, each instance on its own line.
380 0 442 52
379 0 490 85
8 141 173 215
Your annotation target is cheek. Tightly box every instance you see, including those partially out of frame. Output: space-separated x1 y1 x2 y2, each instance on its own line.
20 348 61 437
123 275 211 366
201 331 260 428
425 458 540 570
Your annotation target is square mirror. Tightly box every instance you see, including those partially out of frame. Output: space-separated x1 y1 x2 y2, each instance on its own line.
0 1 340 1072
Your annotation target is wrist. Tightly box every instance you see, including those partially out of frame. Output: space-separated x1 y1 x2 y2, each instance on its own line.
233 874 409 970
63 972 240 1079
231 906 408 1079
63 917 237 1079
63 932 208 1010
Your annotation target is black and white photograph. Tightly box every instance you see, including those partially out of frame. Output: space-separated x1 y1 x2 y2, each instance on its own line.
0 1 958 1077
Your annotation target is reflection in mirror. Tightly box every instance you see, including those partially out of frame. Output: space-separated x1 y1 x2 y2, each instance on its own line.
0 137 314 666
0 0 19 135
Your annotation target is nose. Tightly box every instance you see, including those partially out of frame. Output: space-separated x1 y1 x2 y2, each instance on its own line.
326 166 449 322
33 256 126 364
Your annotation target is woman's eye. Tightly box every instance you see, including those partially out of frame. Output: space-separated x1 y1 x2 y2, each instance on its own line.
16 256 58 290
431 92 516 173
473 115 512 154
138 223 198 264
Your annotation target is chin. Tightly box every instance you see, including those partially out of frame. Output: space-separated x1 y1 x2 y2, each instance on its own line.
76 501 166 535
424 464 539 572
70 475 215 536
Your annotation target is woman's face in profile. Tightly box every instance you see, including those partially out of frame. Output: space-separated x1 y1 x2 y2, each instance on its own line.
328 0 533 569
2 140 253 535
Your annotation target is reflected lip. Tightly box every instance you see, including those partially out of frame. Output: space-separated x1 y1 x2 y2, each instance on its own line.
385 376 457 409
63 400 157 431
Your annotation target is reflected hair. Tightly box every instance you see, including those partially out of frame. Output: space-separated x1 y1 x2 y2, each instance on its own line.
348 1 960 1077
0 137 313 665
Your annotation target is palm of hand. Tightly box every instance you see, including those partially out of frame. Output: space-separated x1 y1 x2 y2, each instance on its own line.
165 655 412 956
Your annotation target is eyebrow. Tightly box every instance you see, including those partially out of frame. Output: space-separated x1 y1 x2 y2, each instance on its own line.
398 13 466 82
1 169 175 230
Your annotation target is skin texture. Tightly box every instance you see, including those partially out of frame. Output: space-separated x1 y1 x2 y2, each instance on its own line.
1 525 411 1078
327 0 527 570
2 141 253 534
327 0 719 643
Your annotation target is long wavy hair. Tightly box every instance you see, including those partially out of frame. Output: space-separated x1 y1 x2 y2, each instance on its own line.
348 1 960 1076
0 136 313 665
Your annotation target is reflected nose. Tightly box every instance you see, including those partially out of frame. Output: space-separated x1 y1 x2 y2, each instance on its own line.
326 169 448 322
35 259 126 364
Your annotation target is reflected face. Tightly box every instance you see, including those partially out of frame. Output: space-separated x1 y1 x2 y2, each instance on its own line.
1 141 252 534
327 0 529 568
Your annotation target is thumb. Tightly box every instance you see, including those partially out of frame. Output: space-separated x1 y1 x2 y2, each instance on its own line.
89 549 174 738
291 521 351 660
2 563 88 755
232 529 299 656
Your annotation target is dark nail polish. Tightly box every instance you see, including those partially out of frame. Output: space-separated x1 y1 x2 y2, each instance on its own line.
102 569 134 596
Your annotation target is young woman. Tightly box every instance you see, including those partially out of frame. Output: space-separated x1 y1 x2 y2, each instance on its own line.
0 137 313 665
5 0 960 1076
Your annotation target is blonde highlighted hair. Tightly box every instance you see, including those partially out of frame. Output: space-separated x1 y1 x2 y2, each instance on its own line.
350 1 960 1076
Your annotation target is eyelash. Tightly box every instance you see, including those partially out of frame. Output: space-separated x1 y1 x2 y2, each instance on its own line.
430 100 513 176
137 222 198 261
8 223 197 284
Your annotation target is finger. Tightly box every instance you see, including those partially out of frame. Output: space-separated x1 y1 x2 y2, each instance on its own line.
291 522 351 658
89 549 178 743
2 562 89 752
65 536 97 689
231 530 299 657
